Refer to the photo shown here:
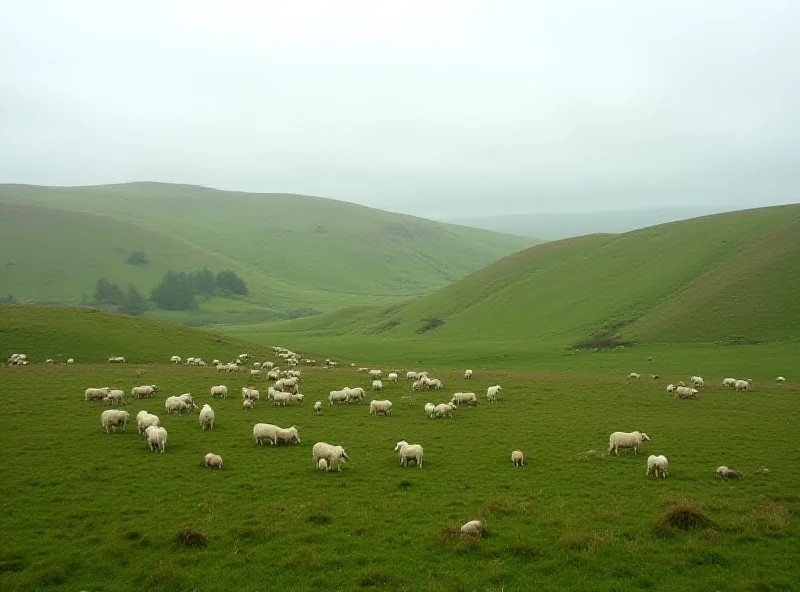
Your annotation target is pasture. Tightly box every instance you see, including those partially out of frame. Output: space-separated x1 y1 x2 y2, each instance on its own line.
2 356 798 591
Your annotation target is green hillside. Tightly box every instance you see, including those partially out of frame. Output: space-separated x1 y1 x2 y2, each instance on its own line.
0 183 535 322
225 204 800 357
0 305 271 363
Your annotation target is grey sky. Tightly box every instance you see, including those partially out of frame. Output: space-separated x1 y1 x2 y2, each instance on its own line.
1 0 798 217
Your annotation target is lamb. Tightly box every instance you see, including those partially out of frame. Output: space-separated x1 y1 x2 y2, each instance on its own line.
210 385 228 399
164 394 196 415
690 376 704 388
433 403 454 419
629 372 641 379
368 369 382 380
424 403 436 418
66 358 74 365
313 401 323 415
464 369 473 379
312 442 349 472
199 404 215 430
394 440 424 468
275 425 300 445
317 458 328 471
103 389 127 406
131 385 158 399
486 385 502 404
735 379 752 391
387 372 398 382
451 392 478 407
412 379 424 391
290 393 304 404
170 356 181 364
101 409 130 433
145 425 167 453
136 410 160 436
715 466 743 479
369 399 393 416
372 380 383 392
666 384 675 393
242 399 254 411
608 431 650 455
253 423 280 445
646 454 669 477
511 450 525 466
722 377 737 389
85 387 110 401
460 520 484 539
242 387 260 401
204 453 223 469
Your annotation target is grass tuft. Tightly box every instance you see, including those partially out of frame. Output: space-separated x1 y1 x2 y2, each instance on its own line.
657 497 712 534
175 525 208 548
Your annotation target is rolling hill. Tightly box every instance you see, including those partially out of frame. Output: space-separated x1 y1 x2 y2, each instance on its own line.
225 204 800 358
0 183 535 323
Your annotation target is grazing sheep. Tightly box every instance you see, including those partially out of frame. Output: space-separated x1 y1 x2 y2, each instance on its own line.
451 392 478 407
646 455 669 477
372 380 383 392
368 369 382 380
369 399 393 417
357 367 369 373
145 425 167 453
312 442 349 472
253 423 280 445
313 401 323 415
275 425 300 445
170 356 181 364
722 377 737 389
715 466 742 479
690 376 704 388
85 387 110 401
394 440 424 468
66 358 74 365
249 369 261 376
345 387 365 403
406 371 419 381
101 409 130 434
199 404 215 430
776 376 786 383
464 369 473 379
210 385 228 399
424 402 436 419
103 390 127 406
329 389 349 405
131 385 158 399
317 458 328 471
387 372 398 382
674 386 698 399
242 399 254 411
629 372 641 379
433 403 454 419
136 410 160 436
735 379 752 391
460 520 484 539
204 453 223 469
511 450 525 466
412 379 424 391
608 431 650 455
290 393 304 404
164 394 196 415
272 391 292 406
666 384 675 393
108 356 126 364
242 387 260 401
486 385 502 404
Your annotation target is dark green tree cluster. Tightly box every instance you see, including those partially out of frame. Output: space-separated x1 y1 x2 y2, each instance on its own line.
149 269 247 310
0 294 18 304
125 250 149 265
93 278 147 316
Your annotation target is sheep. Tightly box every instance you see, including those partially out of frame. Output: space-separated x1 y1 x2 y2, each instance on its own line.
267 369 280 380
450 392 478 407
136 411 160 436
387 372 398 382
394 440 424 468
776 376 786 383
486 385 502 404
317 458 328 471
85 387 110 401
464 369 473 379
164 394 196 415
287 370 301 378
674 386 698 399
210 385 228 399
253 423 280 445
433 403 454 419
242 399 254 411
145 425 167 453
346 387 365 403
103 389 127 406
170 356 181 364
646 455 669 477
242 387 260 401
424 402 436 418
511 450 525 467
715 466 742 479
313 401 323 415
666 384 675 393
312 442 349 472
275 377 299 393
722 377 737 389
275 426 300 445
108 356 126 364
357 367 369 373
272 391 293 406
199 404 215 430
368 369 382 380
372 379 383 392
204 453 223 469
329 389 349 405
66 358 74 365
629 372 641 379
249 369 261 376
424 377 444 390
131 385 158 399
460 520 484 539
690 376 704 388
412 379 424 391
406 371 418 381
735 379 752 391
101 409 130 434
608 431 650 455
369 399 393 416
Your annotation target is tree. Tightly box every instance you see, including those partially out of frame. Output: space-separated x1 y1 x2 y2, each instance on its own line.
189 268 216 296
119 285 148 316
0 294 17 304
125 250 149 265
150 270 197 310
94 277 124 305
215 270 248 295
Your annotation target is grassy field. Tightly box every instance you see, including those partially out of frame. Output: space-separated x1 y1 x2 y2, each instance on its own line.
1 307 799 591
0 183 535 322
225 204 800 354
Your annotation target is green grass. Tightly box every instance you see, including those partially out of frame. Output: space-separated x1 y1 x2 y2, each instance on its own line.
0 183 535 322
226 204 800 359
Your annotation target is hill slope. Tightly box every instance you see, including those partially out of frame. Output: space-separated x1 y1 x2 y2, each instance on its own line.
0 183 535 321
229 204 800 350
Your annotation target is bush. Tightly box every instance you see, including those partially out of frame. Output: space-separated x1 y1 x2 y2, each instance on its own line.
657 498 712 535
125 250 148 265
175 525 207 548
417 317 445 334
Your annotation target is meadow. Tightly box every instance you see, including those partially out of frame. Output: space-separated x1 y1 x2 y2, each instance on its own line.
2 344 798 591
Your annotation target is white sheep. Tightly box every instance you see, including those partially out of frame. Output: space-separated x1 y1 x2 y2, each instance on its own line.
312 442 349 472
313 401 323 415
511 450 525 466
210 385 228 399
329 389 349 405
608 431 650 455
629 372 641 379
317 458 328 471
131 385 158 399
369 399 393 416
394 440 424 468
715 465 742 479
145 425 167 453
165 394 196 415
690 376 704 387
103 390 127 406
722 377 737 389
249 369 261 376
464 369 473 379
199 404 215 430
735 379 752 391
646 454 669 477
66 358 74 365
460 520 484 539
486 385 502 403
253 423 280 445
136 410 160 436
272 391 292 406
242 387 260 401
776 376 786 383
451 392 478 407
101 409 130 434
666 384 675 393
674 386 698 399
406 371 418 381
424 402 436 419
275 425 300 445
85 387 110 401
204 453 223 469
170 356 181 364
433 403 454 419
242 399 254 411
372 379 383 391
387 372 398 382
357 367 369 373
345 387 365 403
368 369 382 380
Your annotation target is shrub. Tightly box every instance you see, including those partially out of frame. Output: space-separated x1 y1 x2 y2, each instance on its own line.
175 525 207 548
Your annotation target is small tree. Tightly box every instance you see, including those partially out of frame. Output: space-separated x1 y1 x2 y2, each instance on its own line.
189 268 216 296
125 250 149 265
94 277 124 305
215 270 248 295
119 285 148 316
0 294 17 304
151 270 197 310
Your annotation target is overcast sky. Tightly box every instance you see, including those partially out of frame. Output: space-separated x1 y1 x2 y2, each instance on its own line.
1 1 798 216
